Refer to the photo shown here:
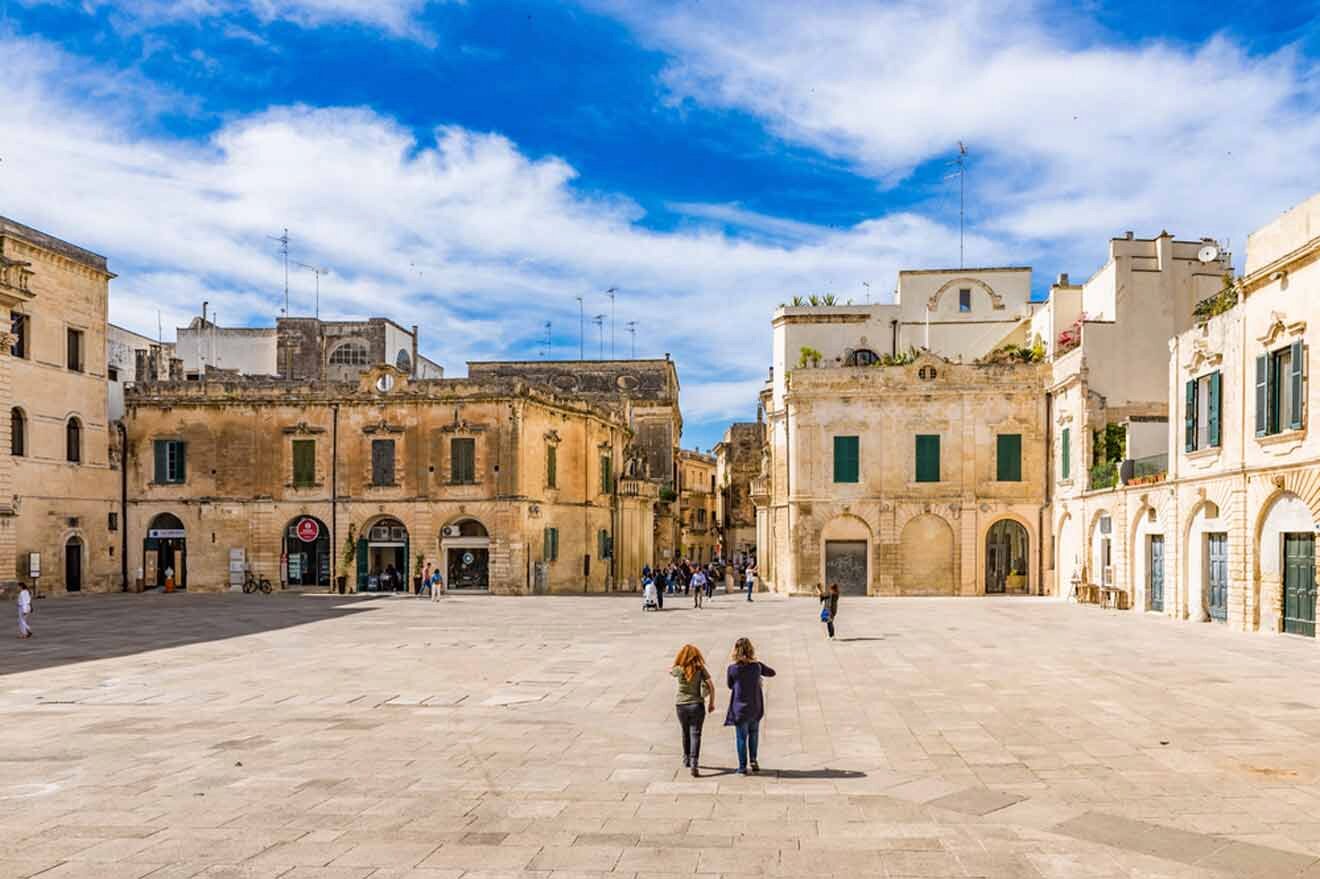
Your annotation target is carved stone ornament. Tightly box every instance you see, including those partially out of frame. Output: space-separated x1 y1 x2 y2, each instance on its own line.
544 429 561 444
363 419 403 435
282 421 327 435
1185 337 1224 371
928 277 1006 311
1258 313 1307 346
440 419 484 434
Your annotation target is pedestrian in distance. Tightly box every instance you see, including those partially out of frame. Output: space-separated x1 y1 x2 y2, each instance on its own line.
671 644 716 777
420 561 432 597
691 567 706 608
429 566 444 602
725 637 775 774
653 568 665 609
16 582 32 639
704 565 715 600
816 583 840 639
744 563 756 602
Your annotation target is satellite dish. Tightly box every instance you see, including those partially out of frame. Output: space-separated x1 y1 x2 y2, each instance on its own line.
1197 243 1220 264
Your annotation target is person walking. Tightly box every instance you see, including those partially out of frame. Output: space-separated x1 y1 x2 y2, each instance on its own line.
816 583 840 639
652 567 665 609
691 567 706 608
671 644 716 777
16 583 32 639
725 638 774 774
420 562 433 597
744 564 756 602
704 565 715 601
429 566 444 602
680 560 692 595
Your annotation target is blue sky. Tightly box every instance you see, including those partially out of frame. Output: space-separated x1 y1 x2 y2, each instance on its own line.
3 0 1319 450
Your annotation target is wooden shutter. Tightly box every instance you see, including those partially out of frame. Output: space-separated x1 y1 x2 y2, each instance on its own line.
372 439 394 486
175 441 186 483
1184 379 1197 451
356 537 368 588
996 434 1021 482
833 436 859 483
1290 340 1304 430
451 438 475 482
1061 427 1070 480
1255 354 1268 436
915 435 940 482
154 440 168 483
600 455 612 493
292 440 314 486
546 444 557 488
1208 372 1221 447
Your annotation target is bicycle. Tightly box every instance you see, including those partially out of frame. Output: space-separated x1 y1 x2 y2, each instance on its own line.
242 571 273 594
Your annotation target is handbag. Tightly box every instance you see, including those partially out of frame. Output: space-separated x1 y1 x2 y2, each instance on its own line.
819 605 831 622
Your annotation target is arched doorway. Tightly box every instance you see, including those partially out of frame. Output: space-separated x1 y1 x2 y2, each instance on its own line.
144 513 187 590
821 515 871 596
898 514 955 595
283 515 330 588
1257 493 1315 636
442 518 490 591
1186 501 1224 622
986 519 1028 594
358 517 409 592
64 536 83 592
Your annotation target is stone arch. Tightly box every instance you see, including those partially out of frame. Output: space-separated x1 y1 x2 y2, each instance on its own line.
897 513 956 595
981 515 1033 594
928 277 1005 312
1183 495 1226 622
1055 509 1081 597
819 513 872 596
1253 489 1319 632
1086 506 1115 586
441 516 492 592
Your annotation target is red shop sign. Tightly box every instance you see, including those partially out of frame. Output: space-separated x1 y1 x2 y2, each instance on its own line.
295 518 320 543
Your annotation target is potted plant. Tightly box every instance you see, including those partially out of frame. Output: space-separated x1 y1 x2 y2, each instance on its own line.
337 523 356 594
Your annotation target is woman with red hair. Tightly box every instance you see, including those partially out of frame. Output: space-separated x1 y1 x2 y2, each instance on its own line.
671 644 716 777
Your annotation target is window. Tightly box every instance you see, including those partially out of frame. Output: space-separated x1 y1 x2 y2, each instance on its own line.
10 408 24 457
600 453 613 493
697 509 707 525
959 288 971 312
108 366 119 382
108 512 118 532
847 348 880 366
153 439 186 483
329 342 369 365
292 439 315 487
450 437 476 483
371 439 395 486
67 328 84 372
66 417 82 463
543 527 559 561
1061 427 1071 480
10 312 27 359
546 443 558 488
996 433 1022 482
915 434 940 482
598 529 612 560
395 349 412 372
1256 341 1304 436
1099 515 1113 585
1184 372 1222 451
833 435 859 483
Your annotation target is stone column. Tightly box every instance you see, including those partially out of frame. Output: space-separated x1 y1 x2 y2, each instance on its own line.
0 321 16 591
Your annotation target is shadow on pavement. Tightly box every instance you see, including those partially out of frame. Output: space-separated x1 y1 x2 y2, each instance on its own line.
0 593 379 676
771 768 868 780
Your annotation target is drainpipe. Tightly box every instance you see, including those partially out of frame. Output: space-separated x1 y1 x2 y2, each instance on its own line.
331 402 339 592
890 318 898 357
410 325 419 378
117 421 128 591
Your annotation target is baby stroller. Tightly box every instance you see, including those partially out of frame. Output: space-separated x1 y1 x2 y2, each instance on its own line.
642 578 660 611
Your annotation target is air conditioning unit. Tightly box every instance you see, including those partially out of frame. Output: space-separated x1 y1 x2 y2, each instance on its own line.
441 525 460 538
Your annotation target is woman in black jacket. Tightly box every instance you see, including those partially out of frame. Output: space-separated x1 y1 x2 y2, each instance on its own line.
724 637 775 774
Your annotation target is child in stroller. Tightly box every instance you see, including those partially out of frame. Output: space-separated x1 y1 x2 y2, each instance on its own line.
643 576 660 611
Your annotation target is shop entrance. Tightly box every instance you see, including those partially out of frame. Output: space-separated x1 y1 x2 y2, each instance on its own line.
442 518 491 591
283 515 331 588
357 517 409 592
986 519 1029 594
65 536 83 592
144 513 187 591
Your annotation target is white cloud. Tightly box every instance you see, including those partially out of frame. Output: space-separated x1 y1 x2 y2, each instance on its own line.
596 0 1320 267
83 0 437 39
0 33 970 444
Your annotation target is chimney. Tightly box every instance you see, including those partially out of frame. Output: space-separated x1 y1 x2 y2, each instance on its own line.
410 324 419 377
1056 273 1069 286
1124 231 1134 240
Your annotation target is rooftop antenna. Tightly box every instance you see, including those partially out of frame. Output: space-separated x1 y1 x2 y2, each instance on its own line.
606 287 618 358
540 320 552 359
593 313 605 359
862 281 871 304
575 296 584 360
293 261 325 319
945 142 968 268
625 320 637 358
268 228 290 316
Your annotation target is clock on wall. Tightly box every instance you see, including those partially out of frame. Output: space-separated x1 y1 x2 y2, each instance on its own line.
375 374 395 393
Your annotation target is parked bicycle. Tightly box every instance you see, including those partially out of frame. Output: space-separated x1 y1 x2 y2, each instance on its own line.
242 571 273 594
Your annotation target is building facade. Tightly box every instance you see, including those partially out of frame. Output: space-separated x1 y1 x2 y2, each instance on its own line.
714 421 763 564
125 366 650 595
677 449 717 563
3 217 121 595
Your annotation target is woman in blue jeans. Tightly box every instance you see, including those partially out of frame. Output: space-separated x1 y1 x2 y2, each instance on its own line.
724 637 775 774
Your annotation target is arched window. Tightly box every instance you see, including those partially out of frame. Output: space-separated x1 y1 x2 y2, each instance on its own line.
847 348 880 367
10 408 25 457
66 417 82 463
395 349 412 372
328 342 369 366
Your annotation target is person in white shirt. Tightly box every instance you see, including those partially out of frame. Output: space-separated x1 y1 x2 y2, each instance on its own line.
17 584 32 639
691 569 707 609
744 564 756 602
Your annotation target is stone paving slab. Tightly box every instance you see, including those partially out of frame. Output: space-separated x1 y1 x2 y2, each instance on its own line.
6 592 1320 877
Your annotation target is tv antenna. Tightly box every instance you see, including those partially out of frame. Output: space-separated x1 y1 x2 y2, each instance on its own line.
945 143 968 268
862 281 871 304
575 296 585 360
293 261 325 319
606 287 618 358
268 228 290 316
540 320 552 358
625 320 637 358
592 314 606 359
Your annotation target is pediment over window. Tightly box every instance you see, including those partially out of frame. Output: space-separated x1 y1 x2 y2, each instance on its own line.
282 421 327 435
1257 313 1307 347
1184 338 1224 371
363 419 403 435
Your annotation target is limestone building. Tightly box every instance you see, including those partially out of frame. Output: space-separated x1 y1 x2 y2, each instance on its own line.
125 365 652 594
677 449 717 563
2 217 121 594
714 421 763 564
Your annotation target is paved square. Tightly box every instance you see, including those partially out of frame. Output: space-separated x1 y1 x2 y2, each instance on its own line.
4 592 1320 878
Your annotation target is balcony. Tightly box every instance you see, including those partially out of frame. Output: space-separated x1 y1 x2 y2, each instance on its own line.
1088 461 1118 491
1121 453 1168 486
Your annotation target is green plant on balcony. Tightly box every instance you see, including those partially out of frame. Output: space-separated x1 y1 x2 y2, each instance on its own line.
877 346 918 366
659 482 677 503
797 345 823 368
1089 460 1118 490
1193 274 1240 324
979 341 1045 364
1089 423 1126 490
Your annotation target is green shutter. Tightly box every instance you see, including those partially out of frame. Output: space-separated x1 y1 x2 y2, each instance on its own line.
543 527 550 560
915 435 940 483
451 438 475 482
546 444 557 488
175 442 186 483
1061 428 1070 480
1256 353 1269 436
600 455 612 493
1208 372 1221 447
356 537 368 590
1290 340 1304 430
996 434 1021 482
833 436 859 483
292 440 314 486
153 440 167 483
1185 379 1197 452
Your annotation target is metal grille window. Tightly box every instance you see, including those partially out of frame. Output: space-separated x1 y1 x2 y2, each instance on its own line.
153 439 186 483
598 529 612 559
450 437 476 483
10 408 24 457
292 440 315 487
371 439 395 486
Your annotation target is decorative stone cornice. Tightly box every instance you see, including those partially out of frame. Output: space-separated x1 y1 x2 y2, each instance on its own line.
1185 337 1224 371
1258 313 1306 347
282 421 327 435
544 429 561 444
362 419 403 435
